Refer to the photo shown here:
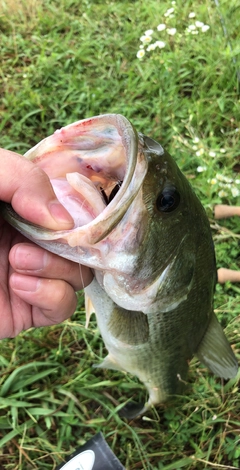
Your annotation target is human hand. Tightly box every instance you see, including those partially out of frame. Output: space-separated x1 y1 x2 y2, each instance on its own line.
0 148 93 339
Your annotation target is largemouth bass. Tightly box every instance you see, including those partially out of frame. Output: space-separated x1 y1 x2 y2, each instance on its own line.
2 114 238 418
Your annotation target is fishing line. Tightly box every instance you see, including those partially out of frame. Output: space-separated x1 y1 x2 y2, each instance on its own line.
74 203 86 291
78 261 85 290
214 0 240 86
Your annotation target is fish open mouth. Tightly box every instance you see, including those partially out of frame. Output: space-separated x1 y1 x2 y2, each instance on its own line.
3 114 148 248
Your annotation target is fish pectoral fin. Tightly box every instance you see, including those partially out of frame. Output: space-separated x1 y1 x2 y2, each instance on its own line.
195 313 238 379
84 292 95 328
93 354 124 372
108 307 149 345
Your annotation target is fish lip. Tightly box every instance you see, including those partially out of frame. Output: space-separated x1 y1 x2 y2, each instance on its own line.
2 115 148 248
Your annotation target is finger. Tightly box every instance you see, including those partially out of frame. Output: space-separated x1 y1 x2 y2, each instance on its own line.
9 243 93 291
214 204 240 219
10 273 78 326
218 267 240 284
0 148 73 230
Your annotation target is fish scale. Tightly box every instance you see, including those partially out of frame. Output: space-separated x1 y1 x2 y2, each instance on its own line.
1 114 238 419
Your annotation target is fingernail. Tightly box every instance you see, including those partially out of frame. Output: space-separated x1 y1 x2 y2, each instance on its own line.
14 245 48 271
11 273 39 292
48 200 74 228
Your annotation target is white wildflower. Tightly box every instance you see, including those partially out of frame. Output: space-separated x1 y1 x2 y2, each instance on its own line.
192 145 198 151
140 35 152 44
144 29 154 35
216 173 225 182
212 415 217 421
189 12 196 18
220 148 226 153
210 178 217 185
197 166 206 172
196 148 204 156
140 45 144 49
137 49 145 59
193 137 200 143
147 43 157 51
223 176 232 183
167 28 177 36
219 190 228 198
231 187 240 197
171 1 176 4
235 179 240 184
209 151 216 157
157 23 166 31
188 24 196 30
202 24 210 32
164 7 174 17
155 40 166 49
195 21 204 28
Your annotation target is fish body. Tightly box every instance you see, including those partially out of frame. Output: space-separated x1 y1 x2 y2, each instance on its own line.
2 114 238 418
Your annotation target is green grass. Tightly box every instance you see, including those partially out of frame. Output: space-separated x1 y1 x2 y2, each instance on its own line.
0 0 240 468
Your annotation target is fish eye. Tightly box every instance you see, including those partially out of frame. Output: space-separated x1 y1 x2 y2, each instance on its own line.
156 185 180 213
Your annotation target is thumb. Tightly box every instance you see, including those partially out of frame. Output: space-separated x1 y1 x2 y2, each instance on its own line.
0 148 73 230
